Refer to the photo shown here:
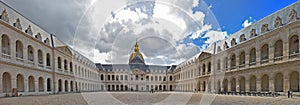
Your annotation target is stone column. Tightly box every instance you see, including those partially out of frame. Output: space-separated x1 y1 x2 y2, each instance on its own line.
245 52 250 68
283 38 289 60
256 76 261 92
68 81 71 92
284 72 290 93
245 77 250 92
269 45 274 63
24 79 28 93
0 78 2 95
11 77 16 90
35 80 38 93
220 81 224 92
62 81 65 92
236 78 240 92
228 79 232 92
269 77 274 92
44 80 47 92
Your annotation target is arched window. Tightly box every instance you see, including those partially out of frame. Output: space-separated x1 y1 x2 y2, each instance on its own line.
239 51 245 66
46 53 51 66
69 62 73 72
1 34 10 55
261 44 269 61
15 40 23 58
224 57 228 69
208 62 211 73
58 57 61 69
27 45 34 61
230 54 236 68
289 35 299 55
64 59 68 70
38 50 43 64
249 48 256 64
274 40 283 58
202 64 206 75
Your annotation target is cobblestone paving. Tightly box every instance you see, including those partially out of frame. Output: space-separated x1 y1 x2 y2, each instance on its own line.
0 92 299 105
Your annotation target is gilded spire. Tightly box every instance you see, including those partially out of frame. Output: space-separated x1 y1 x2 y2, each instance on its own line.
134 38 139 52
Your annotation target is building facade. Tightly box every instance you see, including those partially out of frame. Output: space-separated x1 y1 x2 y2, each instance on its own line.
174 1 300 95
1 0 300 98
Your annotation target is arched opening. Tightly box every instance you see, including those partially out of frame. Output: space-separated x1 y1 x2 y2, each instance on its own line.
28 76 35 92
230 54 236 68
170 85 173 91
70 81 74 92
290 71 299 92
261 74 269 92
58 79 62 92
64 60 68 70
47 78 51 91
100 74 104 80
15 40 23 58
38 77 44 92
2 72 11 93
274 40 283 58
58 57 62 69
27 45 34 61
249 48 256 64
163 85 166 91
250 76 257 91
239 77 246 92
231 78 236 91
208 62 211 73
69 62 73 72
239 51 245 66
16 74 24 92
1 35 10 55
289 35 299 55
46 53 51 66
202 64 206 75
203 81 206 92
38 50 43 64
274 73 283 92
261 44 269 60
65 80 68 92
217 80 221 92
223 79 228 92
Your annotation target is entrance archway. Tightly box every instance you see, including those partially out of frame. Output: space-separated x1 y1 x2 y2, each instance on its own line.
290 71 299 92
261 74 269 92
16 74 24 92
38 77 44 92
274 73 283 92
239 77 246 92
28 76 35 92
2 72 11 93
250 76 256 91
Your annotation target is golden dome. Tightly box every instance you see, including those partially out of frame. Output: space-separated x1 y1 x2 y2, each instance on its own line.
129 39 145 64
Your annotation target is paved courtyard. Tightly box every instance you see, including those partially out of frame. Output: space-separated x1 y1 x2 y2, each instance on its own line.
0 92 299 105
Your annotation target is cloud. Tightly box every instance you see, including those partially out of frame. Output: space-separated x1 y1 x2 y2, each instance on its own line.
4 0 227 65
242 17 253 28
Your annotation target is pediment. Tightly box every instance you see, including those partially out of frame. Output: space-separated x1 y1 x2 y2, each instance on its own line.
55 46 72 56
198 52 211 60
132 68 146 75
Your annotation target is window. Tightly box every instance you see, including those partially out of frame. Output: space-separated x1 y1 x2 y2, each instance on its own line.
64 60 68 70
69 62 73 72
58 57 61 69
38 50 43 64
46 53 51 66
249 48 256 63
15 40 23 58
27 46 34 61
261 44 269 60
1 35 10 55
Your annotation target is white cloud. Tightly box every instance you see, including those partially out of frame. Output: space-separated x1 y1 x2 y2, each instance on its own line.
242 17 253 28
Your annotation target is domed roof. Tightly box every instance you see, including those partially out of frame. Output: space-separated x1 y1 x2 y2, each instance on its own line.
129 39 145 65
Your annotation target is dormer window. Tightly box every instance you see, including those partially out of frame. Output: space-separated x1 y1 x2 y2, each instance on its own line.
223 41 229 49
250 29 257 38
289 9 298 22
239 34 246 42
261 24 269 33
274 16 282 28
231 38 237 46
0 9 9 23
25 25 33 35
13 18 22 30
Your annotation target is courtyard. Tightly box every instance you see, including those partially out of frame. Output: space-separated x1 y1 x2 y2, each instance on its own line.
0 92 299 105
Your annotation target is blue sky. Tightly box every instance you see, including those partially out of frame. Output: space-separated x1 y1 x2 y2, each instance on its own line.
203 0 298 34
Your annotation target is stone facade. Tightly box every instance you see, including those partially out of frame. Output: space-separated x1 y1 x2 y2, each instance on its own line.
0 2 101 97
174 1 300 95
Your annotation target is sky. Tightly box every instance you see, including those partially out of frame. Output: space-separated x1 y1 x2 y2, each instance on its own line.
2 0 298 65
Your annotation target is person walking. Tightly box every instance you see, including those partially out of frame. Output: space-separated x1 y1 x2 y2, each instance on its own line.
287 90 290 98
290 90 293 98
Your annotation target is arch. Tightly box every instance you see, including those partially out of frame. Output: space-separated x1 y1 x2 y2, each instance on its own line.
261 74 269 92
58 79 62 92
16 74 24 92
261 44 269 60
239 76 246 92
289 35 299 55
230 54 236 68
65 80 68 92
47 78 51 91
249 48 256 63
274 40 283 58
38 49 43 64
239 51 245 65
46 53 51 66
2 72 12 93
223 79 228 92
249 76 257 91
27 45 34 61
1 34 10 55
58 57 62 69
28 76 35 92
231 78 236 91
274 73 283 92
15 40 23 58
38 77 44 92
290 71 299 92
70 81 74 92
